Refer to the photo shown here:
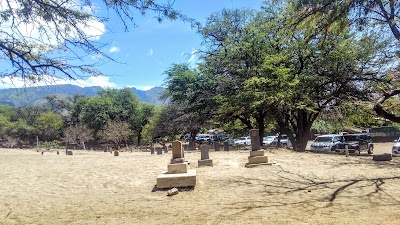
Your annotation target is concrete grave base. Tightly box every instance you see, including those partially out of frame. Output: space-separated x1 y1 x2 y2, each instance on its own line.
198 159 213 167
167 162 188 173
245 162 273 168
373 153 392 161
156 169 197 189
250 150 265 157
171 158 185 164
248 155 268 164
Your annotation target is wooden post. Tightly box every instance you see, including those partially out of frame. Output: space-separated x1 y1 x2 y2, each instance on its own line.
345 145 349 157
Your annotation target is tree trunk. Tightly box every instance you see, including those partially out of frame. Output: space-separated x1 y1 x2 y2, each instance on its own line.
137 130 142 146
81 141 86 150
189 131 198 150
280 109 315 152
256 116 265 146
65 142 69 154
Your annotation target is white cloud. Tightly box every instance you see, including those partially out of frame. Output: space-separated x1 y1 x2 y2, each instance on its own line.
126 85 155 91
90 53 103 60
141 86 155 91
147 49 154 56
109 46 120 53
0 0 105 49
0 75 116 89
188 48 199 64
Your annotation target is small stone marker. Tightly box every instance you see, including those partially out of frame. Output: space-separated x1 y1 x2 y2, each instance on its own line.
345 145 349 157
373 153 392 161
188 140 196 150
167 187 179 196
150 146 155 155
198 144 213 167
156 147 163 155
114 151 119 156
57 151 59 155
162 144 168 153
250 129 261 151
214 142 220 151
67 150 73 155
41 151 44 155
223 141 229 151
200 145 209 160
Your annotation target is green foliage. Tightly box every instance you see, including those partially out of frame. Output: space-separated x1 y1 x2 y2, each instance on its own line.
290 0 400 123
35 112 64 141
161 64 217 139
131 103 156 145
41 141 62 149
72 88 140 138
197 3 388 151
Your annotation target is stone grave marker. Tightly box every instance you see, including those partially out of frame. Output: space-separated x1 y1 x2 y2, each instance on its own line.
150 146 155 155
156 147 163 155
163 145 168 153
223 141 229 151
156 140 197 189
214 142 220 151
198 144 213 166
250 129 261 151
114 151 119 156
172 140 184 159
245 129 270 167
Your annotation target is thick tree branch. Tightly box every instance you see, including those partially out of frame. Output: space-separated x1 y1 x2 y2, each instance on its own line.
374 88 400 123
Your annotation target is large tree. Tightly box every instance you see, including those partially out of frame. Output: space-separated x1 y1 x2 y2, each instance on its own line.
162 63 217 147
200 6 385 151
70 88 140 138
290 0 400 122
131 103 155 146
199 9 276 144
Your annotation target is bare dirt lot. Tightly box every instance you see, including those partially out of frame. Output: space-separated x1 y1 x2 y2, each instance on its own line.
1 143 399 225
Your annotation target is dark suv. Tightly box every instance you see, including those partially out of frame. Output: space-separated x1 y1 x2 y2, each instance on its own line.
336 133 373 155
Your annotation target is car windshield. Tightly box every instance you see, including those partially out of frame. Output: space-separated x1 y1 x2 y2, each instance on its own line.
343 135 359 141
238 137 247 140
314 136 334 142
263 136 275 141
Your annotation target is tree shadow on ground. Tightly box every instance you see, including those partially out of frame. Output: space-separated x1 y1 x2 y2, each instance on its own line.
212 166 400 216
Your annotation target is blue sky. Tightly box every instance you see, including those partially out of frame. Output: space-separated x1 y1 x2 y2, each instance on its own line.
96 0 263 90
0 0 263 90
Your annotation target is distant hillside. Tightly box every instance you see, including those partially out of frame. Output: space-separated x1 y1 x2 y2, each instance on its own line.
0 84 166 107
130 86 166 106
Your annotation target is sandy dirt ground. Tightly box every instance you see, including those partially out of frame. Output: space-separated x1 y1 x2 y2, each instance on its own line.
1 143 400 225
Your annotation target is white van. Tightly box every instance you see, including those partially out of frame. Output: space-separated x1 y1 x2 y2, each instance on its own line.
310 134 343 151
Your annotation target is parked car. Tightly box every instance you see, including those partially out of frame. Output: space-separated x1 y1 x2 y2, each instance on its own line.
392 137 400 156
216 134 229 141
195 134 216 142
263 136 278 147
310 134 343 151
279 134 292 148
180 133 192 141
226 138 235 145
234 136 251 145
336 133 373 155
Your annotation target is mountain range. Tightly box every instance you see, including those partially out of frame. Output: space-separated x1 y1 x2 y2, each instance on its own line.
0 84 166 107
